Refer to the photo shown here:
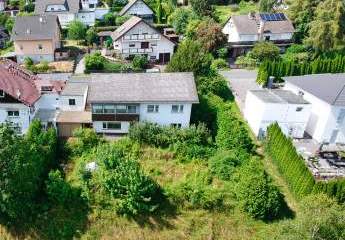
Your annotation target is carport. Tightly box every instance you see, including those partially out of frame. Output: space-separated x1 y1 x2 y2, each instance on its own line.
56 111 92 138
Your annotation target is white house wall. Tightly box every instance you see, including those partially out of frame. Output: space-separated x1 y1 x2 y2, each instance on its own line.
125 0 154 16
0 103 31 134
59 95 86 111
93 121 130 134
244 91 266 135
139 103 192 127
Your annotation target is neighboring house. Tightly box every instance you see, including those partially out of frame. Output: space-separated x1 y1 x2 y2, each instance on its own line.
11 15 62 63
111 16 175 63
118 0 154 23
34 0 109 28
0 0 6 11
3 5 19 17
222 13 294 58
284 74 345 144
56 72 198 137
0 59 66 134
244 89 311 139
0 27 9 49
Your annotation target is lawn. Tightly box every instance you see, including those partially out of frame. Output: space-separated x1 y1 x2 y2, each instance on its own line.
214 2 259 25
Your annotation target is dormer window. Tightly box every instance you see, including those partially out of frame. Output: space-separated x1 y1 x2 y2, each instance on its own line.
38 44 43 50
41 86 53 92
0 90 4 98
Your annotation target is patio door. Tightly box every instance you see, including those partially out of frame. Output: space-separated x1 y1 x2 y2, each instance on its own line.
330 130 339 144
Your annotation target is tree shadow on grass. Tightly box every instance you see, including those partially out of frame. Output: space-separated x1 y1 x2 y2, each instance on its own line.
129 197 178 231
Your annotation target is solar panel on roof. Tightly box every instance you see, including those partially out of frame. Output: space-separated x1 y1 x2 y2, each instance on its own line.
260 13 286 21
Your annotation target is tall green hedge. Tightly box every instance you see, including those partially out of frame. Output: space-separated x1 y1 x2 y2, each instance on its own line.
257 55 345 85
266 123 345 202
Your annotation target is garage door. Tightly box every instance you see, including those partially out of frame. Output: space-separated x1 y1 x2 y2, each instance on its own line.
58 123 82 138
159 53 171 64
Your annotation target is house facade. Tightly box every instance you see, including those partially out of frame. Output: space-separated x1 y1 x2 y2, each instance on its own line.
244 89 311 139
56 73 198 137
11 15 61 63
111 16 175 63
119 0 154 23
34 0 109 28
0 60 66 134
222 13 294 58
284 74 345 144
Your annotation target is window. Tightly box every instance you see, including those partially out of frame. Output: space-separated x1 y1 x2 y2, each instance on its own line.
92 104 103 113
151 43 157 47
172 104 184 113
89 3 95 8
38 44 43 50
127 105 137 113
265 36 270 41
147 105 159 113
141 42 149 49
69 99 76 106
20 45 23 50
41 86 53 92
171 123 182 128
104 104 115 113
129 43 135 48
7 110 19 117
296 107 303 112
116 105 127 113
0 90 4 98
337 109 345 124
102 122 121 130
150 56 156 60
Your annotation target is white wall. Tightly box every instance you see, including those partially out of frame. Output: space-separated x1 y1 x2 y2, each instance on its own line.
139 103 192 127
59 95 86 111
93 121 130 134
244 90 311 138
0 103 32 134
95 8 109 19
77 12 96 26
125 0 154 16
45 4 67 11
57 13 76 28
35 93 60 110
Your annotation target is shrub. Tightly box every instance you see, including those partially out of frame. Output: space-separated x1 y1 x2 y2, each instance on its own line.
235 159 284 220
132 55 148 70
96 143 162 216
67 20 87 40
209 150 249 181
70 128 103 155
24 57 34 67
35 61 50 73
217 47 228 59
211 58 228 70
85 52 105 71
250 41 280 62
168 171 224 210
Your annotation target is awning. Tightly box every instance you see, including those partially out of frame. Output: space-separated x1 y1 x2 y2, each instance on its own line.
57 111 92 124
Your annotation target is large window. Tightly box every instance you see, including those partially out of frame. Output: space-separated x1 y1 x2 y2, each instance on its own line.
147 105 159 113
92 104 138 114
7 110 19 117
102 122 121 130
171 104 184 113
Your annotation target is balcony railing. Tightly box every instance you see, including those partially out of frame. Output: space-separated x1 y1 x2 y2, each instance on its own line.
123 34 160 41
122 48 153 54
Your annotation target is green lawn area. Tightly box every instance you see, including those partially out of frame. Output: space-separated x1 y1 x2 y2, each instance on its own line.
214 2 259 25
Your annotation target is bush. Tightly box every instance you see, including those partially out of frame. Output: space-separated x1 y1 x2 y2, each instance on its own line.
235 159 284 220
24 57 34 67
250 41 281 62
132 55 148 70
211 58 228 70
85 52 105 71
209 150 249 181
70 128 103 155
35 61 50 73
217 47 228 59
67 20 87 40
168 171 224 210
96 143 162 216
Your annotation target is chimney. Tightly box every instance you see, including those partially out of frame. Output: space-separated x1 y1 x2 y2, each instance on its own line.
267 76 275 89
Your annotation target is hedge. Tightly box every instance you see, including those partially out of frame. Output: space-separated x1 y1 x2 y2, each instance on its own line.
257 55 345 85
266 123 345 202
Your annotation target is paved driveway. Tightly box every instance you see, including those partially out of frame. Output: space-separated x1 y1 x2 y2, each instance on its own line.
75 54 85 74
221 69 260 111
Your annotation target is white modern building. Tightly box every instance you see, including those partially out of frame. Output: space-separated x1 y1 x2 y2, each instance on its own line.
118 0 154 23
34 0 109 28
56 73 198 137
111 16 175 63
284 74 345 144
222 12 294 58
244 89 311 138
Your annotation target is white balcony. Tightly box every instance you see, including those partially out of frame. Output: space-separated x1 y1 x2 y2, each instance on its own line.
123 34 160 41
122 48 153 54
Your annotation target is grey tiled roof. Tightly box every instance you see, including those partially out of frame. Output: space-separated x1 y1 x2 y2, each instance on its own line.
66 72 199 103
111 16 142 41
118 0 153 16
11 15 60 41
231 13 294 34
250 89 309 104
61 81 88 96
35 0 81 14
283 73 345 106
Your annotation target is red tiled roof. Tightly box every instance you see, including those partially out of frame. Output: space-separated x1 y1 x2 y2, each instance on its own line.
0 59 40 106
